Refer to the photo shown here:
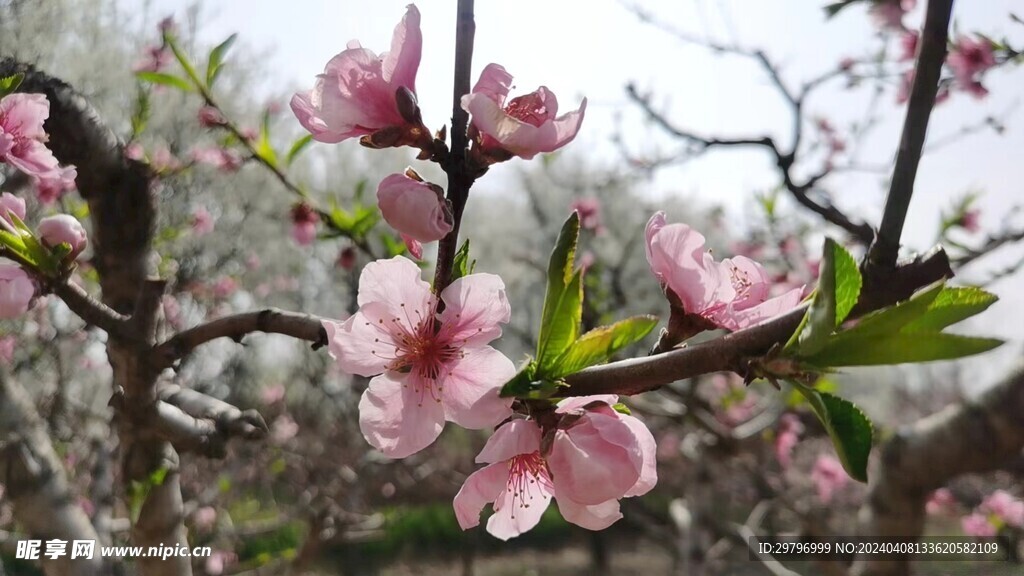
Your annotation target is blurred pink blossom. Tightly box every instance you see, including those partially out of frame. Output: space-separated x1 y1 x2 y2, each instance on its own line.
191 146 243 172
401 234 423 260
0 335 15 364
462 63 586 161
774 413 804 469
132 45 170 73
0 260 34 318
34 166 77 205
323 256 515 458
192 207 215 236
980 490 1024 528
261 384 286 406
961 513 997 537
204 550 236 576
197 106 225 127
291 5 421 143
811 455 848 504
193 506 217 531
899 30 919 61
571 198 604 233
958 209 981 233
271 415 299 444
926 488 956 516
212 277 237 299
336 246 357 271
947 36 997 87
290 203 320 246
868 0 914 31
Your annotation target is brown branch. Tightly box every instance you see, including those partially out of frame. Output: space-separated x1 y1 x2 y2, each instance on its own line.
564 248 951 396
433 0 477 294
953 226 1024 267
851 362 1024 576
868 0 955 268
152 308 327 369
149 385 268 458
48 280 133 339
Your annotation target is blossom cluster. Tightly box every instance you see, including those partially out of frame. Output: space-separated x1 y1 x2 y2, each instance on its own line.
0 92 89 319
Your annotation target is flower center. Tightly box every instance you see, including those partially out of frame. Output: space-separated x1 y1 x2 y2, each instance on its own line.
371 303 463 406
506 452 552 518
504 93 549 127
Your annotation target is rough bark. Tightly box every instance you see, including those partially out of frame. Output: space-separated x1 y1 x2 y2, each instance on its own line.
0 373 113 576
852 362 1024 576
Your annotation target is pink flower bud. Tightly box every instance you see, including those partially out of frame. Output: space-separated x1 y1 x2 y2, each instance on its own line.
289 203 319 246
376 173 452 243
336 246 357 271
197 106 225 127
37 215 88 260
0 192 26 227
0 261 35 318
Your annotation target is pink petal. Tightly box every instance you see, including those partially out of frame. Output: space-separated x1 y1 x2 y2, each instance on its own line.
358 371 445 458
555 489 622 531
548 413 642 505
454 462 509 530
37 214 88 258
356 256 433 312
475 419 543 464
381 4 422 92
555 395 619 414
377 173 452 243
4 139 62 180
645 214 732 313
620 414 658 497
714 287 804 331
462 93 587 160
0 261 34 319
720 256 771 308
401 234 423 259
0 192 26 223
487 474 553 540
323 311 394 377
439 273 510 347
290 90 348 144
442 346 515 429
0 93 49 141
470 63 513 107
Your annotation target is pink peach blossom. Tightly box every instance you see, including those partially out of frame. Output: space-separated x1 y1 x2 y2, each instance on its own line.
570 197 603 233
212 277 237 299
0 260 34 318
192 506 217 532
133 45 170 74
124 142 145 161
455 396 657 540
37 215 88 260
645 212 802 332
0 335 15 364
260 384 286 406
197 105 225 127
336 247 357 271
811 455 848 504
191 146 243 172
291 5 422 143
958 209 981 233
980 490 1024 528
926 488 956 516
462 63 587 160
868 0 913 31
899 30 919 61
376 173 452 243
150 145 180 172
947 36 997 87
774 413 804 469
33 166 77 205
290 203 319 246
0 94 72 183
324 256 515 458
961 513 997 537
192 206 215 236
0 192 26 228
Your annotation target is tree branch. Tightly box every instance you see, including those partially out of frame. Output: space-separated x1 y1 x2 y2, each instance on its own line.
851 362 1024 576
564 248 951 396
48 280 133 339
152 308 327 369
869 0 955 268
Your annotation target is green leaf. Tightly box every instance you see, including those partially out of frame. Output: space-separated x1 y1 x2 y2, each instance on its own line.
826 281 943 342
536 213 581 370
790 238 861 354
794 383 872 482
206 33 237 87
285 134 314 166
381 232 406 257
452 239 474 282
806 333 1003 367
254 109 279 168
0 73 24 98
549 315 658 378
499 360 536 398
166 36 202 87
538 270 584 374
824 0 857 18
135 71 194 92
612 403 632 416
130 88 151 138
902 286 998 333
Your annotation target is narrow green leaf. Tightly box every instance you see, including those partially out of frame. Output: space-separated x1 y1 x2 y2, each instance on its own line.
166 36 203 87
795 383 872 482
902 286 998 333
206 33 238 87
135 71 194 92
612 403 632 416
254 109 279 168
806 333 1004 367
793 238 861 355
0 73 25 98
452 239 473 282
824 1 857 18
499 360 537 398
536 213 581 367
538 270 584 374
285 134 314 166
549 315 658 378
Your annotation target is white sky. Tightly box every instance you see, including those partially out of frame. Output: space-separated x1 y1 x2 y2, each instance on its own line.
127 0 1023 375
